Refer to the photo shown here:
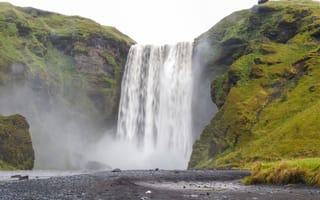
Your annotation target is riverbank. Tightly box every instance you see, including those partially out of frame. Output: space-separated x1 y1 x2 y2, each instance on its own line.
0 170 319 200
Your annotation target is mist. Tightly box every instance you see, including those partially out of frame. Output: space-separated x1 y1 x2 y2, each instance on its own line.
0 36 219 171
0 81 105 170
85 133 188 170
192 35 218 141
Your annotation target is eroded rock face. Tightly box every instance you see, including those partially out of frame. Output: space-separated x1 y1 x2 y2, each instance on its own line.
0 114 34 170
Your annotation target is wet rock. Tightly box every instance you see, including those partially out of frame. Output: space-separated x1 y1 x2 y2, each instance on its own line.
258 0 268 4
0 114 34 170
11 175 22 179
18 175 29 181
112 168 121 172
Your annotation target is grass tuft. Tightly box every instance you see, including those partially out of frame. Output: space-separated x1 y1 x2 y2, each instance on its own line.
244 158 320 186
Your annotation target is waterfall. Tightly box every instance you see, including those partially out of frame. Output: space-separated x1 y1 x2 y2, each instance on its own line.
116 42 194 169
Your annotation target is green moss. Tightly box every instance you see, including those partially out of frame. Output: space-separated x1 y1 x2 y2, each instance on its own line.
0 160 16 170
189 0 320 170
0 114 34 170
0 2 135 128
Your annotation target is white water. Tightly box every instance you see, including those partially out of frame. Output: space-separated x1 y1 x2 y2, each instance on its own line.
116 42 194 169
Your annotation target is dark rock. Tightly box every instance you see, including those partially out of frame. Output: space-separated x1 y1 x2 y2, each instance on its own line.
18 175 29 180
48 34 74 55
10 175 22 179
254 58 263 65
309 86 317 92
0 114 34 170
16 21 31 37
311 30 320 42
228 69 241 85
21 7 51 17
112 168 121 172
264 21 298 43
250 66 264 79
258 0 268 4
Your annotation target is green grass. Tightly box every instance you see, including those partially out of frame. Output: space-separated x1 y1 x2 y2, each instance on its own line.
0 160 16 170
0 2 134 126
0 114 34 170
189 0 320 170
243 158 320 186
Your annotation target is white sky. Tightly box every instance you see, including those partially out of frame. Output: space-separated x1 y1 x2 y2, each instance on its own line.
0 0 300 44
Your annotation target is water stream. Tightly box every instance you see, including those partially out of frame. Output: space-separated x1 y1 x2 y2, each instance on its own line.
116 42 194 169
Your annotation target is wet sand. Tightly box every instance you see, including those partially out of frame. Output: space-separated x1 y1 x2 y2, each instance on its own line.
0 170 319 200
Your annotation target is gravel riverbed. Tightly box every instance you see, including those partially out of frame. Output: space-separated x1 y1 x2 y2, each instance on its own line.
0 170 319 200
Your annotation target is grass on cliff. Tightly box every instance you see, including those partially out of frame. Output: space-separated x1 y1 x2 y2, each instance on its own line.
0 160 16 170
243 158 320 186
189 0 320 170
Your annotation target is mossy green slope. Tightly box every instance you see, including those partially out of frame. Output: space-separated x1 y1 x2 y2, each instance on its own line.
0 2 134 128
0 114 34 170
189 0 320 169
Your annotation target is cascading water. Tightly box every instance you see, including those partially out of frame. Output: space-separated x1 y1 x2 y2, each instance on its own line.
116 42 194 169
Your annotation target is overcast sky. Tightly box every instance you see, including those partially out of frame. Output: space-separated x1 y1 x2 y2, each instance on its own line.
1 0 316 44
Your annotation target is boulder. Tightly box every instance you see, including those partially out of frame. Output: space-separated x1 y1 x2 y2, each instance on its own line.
258 0 268 4
0 114 34 170
112 168 121 172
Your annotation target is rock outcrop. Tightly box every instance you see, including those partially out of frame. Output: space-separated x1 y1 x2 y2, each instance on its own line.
189 0 320 169
0 114 34 170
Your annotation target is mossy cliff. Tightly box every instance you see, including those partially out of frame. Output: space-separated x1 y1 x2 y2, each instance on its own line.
0 114 34 170
0 3 135 169
189 0 320 169
0 2 134 128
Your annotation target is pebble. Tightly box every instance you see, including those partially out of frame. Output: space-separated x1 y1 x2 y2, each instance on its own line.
1 170 319 200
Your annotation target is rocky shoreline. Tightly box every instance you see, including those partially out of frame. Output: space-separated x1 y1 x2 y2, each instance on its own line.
0 170 319 200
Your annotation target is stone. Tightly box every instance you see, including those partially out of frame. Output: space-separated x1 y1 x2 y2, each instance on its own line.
112 168 121 172
258 0 269 4
19 175 29 180
0 114 34 170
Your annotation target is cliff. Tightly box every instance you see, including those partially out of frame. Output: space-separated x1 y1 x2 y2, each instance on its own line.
189 0 320 169
0 2 134 128
0 114 34 170
0 2 135 169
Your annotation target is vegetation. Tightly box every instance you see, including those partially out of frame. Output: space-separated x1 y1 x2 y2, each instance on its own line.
0 2 135 128
0 114 34 170
0 3 135 169
189 0 320 171
243 158 320 186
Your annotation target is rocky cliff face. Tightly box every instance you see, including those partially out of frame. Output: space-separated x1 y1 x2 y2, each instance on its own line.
0 3 134 169
0 2 134 128
189 0 320 169
0 114 34 170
